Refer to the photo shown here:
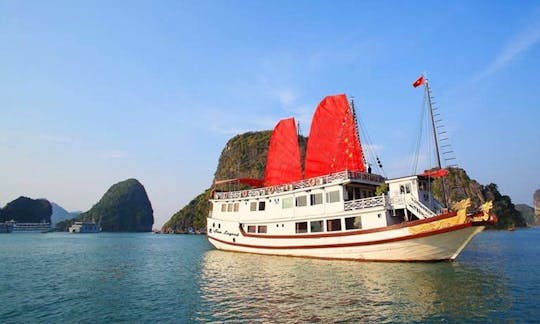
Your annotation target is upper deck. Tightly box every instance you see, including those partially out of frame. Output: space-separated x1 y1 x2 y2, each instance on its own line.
212 170 386 200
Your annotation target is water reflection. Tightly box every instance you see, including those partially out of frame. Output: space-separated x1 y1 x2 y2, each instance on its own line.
195 250 510 323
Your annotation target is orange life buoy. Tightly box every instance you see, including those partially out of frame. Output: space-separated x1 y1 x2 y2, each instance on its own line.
308 178 316 187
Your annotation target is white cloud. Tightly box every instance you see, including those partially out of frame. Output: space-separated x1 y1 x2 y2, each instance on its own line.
473 14 540 82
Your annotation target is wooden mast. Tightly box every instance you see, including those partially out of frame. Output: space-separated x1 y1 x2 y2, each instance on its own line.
424 76 448 207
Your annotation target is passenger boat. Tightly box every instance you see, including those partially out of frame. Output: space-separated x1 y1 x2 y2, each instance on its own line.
207 77 496 261
68 221 101 233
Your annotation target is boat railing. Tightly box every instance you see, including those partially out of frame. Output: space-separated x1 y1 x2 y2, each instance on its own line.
213 170 386 200
343 195 385 211
388 195 436 219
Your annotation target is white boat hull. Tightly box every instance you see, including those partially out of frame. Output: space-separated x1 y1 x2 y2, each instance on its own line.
207 220 485 262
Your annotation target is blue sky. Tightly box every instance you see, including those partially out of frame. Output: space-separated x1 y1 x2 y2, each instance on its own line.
1 1 539 227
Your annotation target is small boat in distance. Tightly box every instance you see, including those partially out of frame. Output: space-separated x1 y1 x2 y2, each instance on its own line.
206 77 496 261
68 221 101 233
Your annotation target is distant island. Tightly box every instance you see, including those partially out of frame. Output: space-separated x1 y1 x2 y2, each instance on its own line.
162 131 531 233
0 196 52 223
56 178 154 232
51 202 81 226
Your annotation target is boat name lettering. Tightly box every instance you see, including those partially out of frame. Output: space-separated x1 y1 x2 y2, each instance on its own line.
223 230 239 237
213 229 239 237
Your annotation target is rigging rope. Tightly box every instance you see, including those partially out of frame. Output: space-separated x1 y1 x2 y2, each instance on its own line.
356 113 386 178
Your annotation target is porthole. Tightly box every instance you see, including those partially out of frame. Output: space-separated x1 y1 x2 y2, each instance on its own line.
233 238 236 243
212 223 215 228
218 224 221 229
378 214 381 218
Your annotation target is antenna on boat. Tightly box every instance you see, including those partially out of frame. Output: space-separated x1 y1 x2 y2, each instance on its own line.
423 74 448 207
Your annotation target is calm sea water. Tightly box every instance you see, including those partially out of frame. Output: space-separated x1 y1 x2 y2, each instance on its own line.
1 228 539 323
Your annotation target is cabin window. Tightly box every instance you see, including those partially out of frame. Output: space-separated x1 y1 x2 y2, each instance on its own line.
326 190 340 203
296 196 307 207
354 187 361 199
257 225 267 233
326 219 342 232
310 220 323 233
405 184 411 194
227 203 233 212
258 201 266 211
400 185 405 194
310 193 323 205
295 222 308 233
250 202 257 211
247 225 256 233
233 203 239 212
221 204 226 212
282 197 293 209
345 216 362 230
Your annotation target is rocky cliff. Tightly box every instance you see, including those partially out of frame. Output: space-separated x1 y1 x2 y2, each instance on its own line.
432 168 525 229
0 197 52 223
57 178 154 232
515 204 536 226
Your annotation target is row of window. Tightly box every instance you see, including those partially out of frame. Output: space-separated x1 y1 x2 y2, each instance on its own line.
220 190 341 213
295 217 362 233
282 190 340 209
245 216 364 235
221 202 240 212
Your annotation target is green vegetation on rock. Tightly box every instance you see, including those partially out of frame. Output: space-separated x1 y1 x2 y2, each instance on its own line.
431 167 526 229
162 190 211 233
57 178 154 232
0 197 52 223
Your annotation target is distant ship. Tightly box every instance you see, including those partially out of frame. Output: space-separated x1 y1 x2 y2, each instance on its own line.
68 222 101 233
207 77 496 261
5 220 51 233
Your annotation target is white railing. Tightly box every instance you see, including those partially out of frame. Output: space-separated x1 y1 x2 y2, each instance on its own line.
388 195 437 219
405 196 436 219
344 195 385 211
213 170 386 200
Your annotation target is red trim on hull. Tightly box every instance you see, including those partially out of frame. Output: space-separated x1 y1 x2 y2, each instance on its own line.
208 222 473 250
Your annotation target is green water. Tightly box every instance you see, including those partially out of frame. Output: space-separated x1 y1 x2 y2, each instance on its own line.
1 229 539 323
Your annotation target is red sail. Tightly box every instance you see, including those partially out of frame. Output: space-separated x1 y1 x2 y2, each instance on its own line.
304 94 365 178
264 117 303 186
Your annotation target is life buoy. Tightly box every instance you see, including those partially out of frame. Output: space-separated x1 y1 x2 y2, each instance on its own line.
308 178 316 187
241 190 248 198
268 186 275 195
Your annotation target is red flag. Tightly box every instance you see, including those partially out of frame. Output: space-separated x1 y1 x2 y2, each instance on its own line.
413 76 425 88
